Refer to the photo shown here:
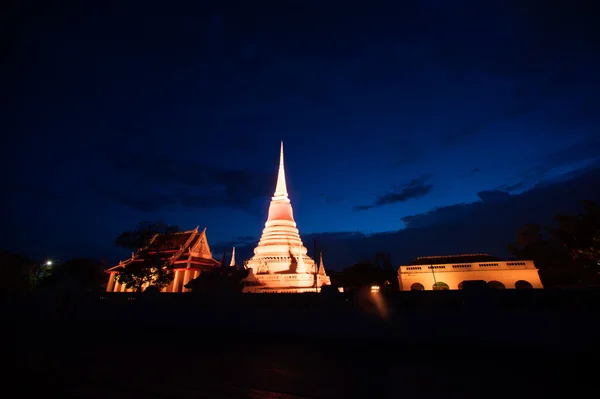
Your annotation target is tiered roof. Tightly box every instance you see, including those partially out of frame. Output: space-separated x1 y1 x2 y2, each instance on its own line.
106 226 220 273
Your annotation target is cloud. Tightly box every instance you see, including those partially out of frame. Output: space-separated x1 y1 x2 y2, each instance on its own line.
212 235 259 254
225 166 600 269
500 138 600 193
400 203 472 229
440 70 571 147
501 181 528 192
476 190 512 204
403 166 600 229
545 138 600 168
354 175 433 211
96 150 274 214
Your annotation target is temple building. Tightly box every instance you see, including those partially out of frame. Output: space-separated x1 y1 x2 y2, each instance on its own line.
105 227 221 292
397 254 544 291
242 142 332 293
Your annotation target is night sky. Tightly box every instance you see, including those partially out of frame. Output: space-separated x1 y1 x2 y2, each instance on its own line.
3 1 600 268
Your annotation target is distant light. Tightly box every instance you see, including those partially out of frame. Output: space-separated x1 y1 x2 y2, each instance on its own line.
45 260 53 266
371 285 380 293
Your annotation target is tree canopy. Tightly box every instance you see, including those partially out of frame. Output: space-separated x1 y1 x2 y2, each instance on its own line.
113 220 181 252
115 254 174 292
338 252 398 290
509 201 600 287
0 251 37 294
39 258 106 291
113 221 183 292
185 266 249 294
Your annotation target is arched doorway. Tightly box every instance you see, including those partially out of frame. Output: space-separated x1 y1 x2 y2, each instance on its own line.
432 282 449 291
487 280 505 290
515 280 533 289
410 282 424 291
458 282 465 290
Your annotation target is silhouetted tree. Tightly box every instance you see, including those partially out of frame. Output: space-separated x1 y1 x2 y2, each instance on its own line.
185 266 249 294
339 253 398 290
373 252 398 289
509 201 600 287
113 221 181 292
0 251 37 294
552 200 600 284
39 258 106 291
114 220 181 252
116 255 174 292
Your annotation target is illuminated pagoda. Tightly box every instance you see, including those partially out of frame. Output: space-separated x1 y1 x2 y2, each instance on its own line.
397 253 544 291
105 227 220 293
243 142 331 293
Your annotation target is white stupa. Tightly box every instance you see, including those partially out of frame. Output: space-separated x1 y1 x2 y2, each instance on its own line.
243 142 331 293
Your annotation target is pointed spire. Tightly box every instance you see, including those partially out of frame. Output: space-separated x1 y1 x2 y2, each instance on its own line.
273 141 289 201
230 247 236 267
220 248 227 268
318 252 326 275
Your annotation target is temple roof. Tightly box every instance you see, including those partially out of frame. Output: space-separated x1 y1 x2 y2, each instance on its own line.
107 227 219 272
408 254 504 266
149 230 195 251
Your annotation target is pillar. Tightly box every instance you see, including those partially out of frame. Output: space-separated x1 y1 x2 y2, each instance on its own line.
172 270 181 293
183 269 191 292
106 273 115 292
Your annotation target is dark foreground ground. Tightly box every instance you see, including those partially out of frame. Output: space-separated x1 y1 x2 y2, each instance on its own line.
4 290 600 398
6 323 598 399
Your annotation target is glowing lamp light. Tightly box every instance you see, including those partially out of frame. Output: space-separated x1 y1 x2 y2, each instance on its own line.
45 260 53 266
370 285 380 293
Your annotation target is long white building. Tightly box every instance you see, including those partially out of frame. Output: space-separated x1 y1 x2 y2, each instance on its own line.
398 254 543 290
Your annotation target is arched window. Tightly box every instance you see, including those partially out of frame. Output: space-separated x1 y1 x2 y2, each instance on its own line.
515 280 533 289
487 280 505 290
432 282 449 291
410 282 424 291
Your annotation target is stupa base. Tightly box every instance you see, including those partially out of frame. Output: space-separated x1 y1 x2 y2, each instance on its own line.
242 273 330 294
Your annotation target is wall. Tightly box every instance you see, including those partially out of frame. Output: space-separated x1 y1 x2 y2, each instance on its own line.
398 260 543 290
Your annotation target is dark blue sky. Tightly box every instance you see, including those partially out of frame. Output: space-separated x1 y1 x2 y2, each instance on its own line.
3 1 600 267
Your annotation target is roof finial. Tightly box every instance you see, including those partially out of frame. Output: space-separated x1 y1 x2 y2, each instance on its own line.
230 247 236 267
318 252 326 275
273 141 289 200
